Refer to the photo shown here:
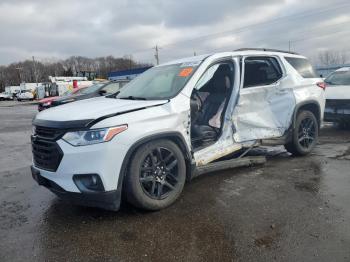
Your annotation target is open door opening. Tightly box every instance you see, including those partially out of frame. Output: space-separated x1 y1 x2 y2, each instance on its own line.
190 62 235 150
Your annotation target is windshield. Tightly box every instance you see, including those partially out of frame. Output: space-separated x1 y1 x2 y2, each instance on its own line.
61 89 73 96
325 70 350 85
116 63 199 100
74 83 106 95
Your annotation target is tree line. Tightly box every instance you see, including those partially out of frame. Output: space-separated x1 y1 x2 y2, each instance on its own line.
317 50 348 67
0 55 151 91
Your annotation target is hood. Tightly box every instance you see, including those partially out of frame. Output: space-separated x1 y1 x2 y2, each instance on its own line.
52 92 96 105
39 96 59 103
35 96 168 123
325 85 350 100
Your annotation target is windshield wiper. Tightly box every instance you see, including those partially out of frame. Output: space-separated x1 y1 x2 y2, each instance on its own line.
118 96 147 100
106 91 120 98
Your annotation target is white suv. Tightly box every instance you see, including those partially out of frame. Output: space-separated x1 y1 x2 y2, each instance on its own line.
31 49 325 211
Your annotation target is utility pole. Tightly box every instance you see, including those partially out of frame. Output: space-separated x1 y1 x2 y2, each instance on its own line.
15 67 23 84
32 56 38 86
129 54 132 69
288 41 291 52
154 45 160 65
15 67 23 94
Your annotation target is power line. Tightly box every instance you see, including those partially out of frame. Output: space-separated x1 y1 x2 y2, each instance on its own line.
239 20 350 50
160 1 350 49
126 1 350 57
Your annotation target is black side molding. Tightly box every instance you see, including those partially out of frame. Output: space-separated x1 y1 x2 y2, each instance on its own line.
33 118 94 130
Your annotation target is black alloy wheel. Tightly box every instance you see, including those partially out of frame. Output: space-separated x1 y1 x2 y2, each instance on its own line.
139 147 179 200
285 110 318 156
125 139 186 210
297 117 316 150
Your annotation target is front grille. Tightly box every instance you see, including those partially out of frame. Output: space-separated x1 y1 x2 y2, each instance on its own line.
32 126 64 171
326 99 350 110
35 126 65 140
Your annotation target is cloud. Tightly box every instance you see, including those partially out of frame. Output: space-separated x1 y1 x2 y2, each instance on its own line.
0 0 349 65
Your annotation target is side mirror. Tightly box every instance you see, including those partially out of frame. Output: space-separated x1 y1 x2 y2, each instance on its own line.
99 90 107 96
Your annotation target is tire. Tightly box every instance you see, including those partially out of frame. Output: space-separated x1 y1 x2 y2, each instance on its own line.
285 110 318 156
125 139 186 210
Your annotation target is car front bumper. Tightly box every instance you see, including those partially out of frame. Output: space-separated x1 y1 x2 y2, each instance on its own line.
31 138 130 211
324 109 350 123
31 166 121 210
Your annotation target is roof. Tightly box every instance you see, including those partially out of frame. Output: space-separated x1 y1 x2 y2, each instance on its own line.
161 49 305 67
315 64 350 70
108 67 152 78
335 67 350 72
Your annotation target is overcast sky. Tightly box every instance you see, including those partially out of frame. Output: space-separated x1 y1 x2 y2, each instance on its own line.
0 0 349 65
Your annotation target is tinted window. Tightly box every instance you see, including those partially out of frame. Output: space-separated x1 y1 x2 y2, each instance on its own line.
325 70 350 85
285 57 318 78
243 57 283 88
75 83 105 95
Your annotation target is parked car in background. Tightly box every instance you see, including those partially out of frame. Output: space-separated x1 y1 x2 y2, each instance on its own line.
0 92 13 101
38 86 87 111
31 49 325 211
324 67 350 127
47 80 128 109
17 90 34 101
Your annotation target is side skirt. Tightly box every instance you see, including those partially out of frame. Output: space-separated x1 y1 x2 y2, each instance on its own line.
192 156 266 178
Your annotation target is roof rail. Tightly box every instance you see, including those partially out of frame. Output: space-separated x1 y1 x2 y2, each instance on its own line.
235 48 299 55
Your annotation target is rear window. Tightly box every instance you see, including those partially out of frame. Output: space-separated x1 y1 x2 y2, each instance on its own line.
325 70 350 85
285 57 318 78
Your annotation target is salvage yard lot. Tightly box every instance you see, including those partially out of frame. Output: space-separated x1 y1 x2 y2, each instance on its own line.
1 103 350 262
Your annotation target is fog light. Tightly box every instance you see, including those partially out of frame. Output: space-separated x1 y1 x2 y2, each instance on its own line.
73 174 104 192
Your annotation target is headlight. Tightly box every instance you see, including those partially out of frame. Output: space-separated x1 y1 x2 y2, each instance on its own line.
42 101 51 106
62 125 128 146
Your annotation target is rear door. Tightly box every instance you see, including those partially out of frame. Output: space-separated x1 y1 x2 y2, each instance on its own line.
232 56 296 142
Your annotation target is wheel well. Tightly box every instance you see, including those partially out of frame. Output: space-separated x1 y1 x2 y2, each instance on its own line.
295 102 321 128
122 134 193 183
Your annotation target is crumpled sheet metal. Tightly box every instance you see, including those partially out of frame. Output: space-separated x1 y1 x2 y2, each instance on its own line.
233 87 295 142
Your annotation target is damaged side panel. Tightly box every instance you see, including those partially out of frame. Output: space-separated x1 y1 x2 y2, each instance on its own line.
232 55 296 143
232 85 296 142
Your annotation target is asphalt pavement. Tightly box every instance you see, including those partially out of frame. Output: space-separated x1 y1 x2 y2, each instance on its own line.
1 103 350 262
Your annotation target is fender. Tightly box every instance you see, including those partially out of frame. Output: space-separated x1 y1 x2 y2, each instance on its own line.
292 100 321 129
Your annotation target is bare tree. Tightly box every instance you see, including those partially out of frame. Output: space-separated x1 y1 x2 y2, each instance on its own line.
0 56 152 90
318 50 348 66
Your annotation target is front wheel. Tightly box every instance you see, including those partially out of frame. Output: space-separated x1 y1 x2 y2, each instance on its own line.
125 139 186 210
285 110 318 156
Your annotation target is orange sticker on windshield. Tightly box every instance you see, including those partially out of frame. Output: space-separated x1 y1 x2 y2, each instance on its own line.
178 67 193 77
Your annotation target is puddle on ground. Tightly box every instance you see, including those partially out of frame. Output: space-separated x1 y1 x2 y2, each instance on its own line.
312 143 350 159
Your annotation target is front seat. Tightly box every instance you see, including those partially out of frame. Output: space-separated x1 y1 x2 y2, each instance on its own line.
192 70 230 143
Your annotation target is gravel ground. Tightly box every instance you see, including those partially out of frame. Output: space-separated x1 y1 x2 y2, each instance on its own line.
0 104 349 262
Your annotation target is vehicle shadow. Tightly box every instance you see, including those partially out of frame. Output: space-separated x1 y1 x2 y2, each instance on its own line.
38 171 239 261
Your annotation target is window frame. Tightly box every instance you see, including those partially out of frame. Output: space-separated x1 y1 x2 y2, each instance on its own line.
284 56 318 79
193 58 236 91
241 55 285 89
